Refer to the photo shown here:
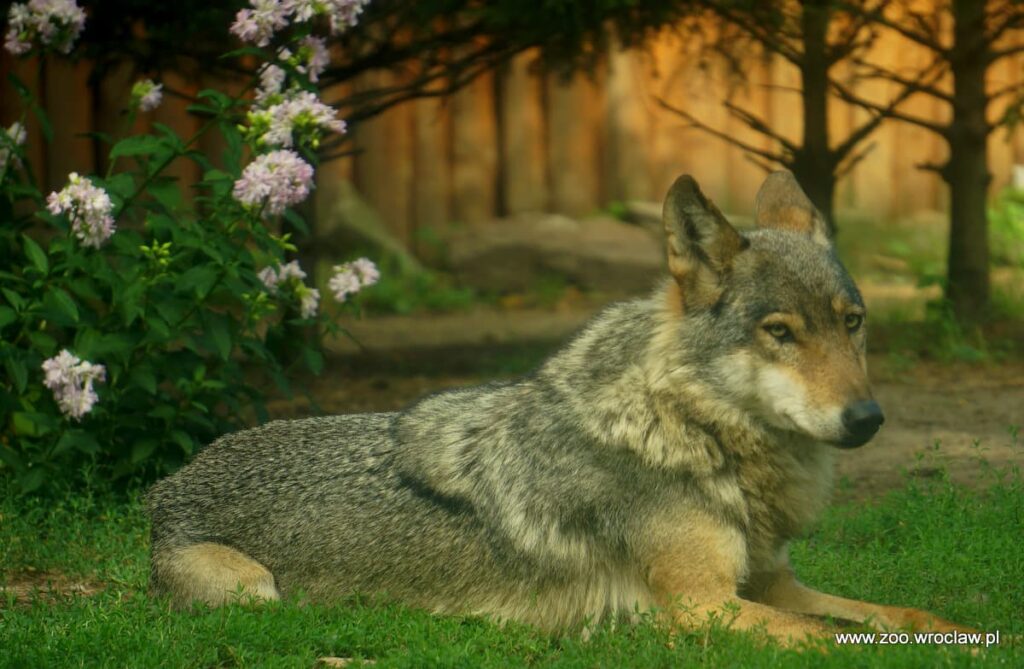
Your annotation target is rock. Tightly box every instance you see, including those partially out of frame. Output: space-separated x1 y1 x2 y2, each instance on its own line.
316 180 424 275
446 212 665 293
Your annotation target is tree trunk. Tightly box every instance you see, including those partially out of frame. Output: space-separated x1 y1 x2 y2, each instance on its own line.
944 0 991 322
792 0 837 235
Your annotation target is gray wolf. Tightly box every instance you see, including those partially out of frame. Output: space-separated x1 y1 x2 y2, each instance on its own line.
147 171 970 645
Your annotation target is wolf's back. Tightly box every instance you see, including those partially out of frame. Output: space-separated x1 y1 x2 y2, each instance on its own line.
147 413 502 608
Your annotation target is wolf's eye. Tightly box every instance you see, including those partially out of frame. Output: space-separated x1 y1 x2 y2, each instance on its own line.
845 313 864 332
764 323 793 342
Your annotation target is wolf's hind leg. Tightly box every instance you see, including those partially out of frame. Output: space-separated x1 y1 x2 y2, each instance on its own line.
151 542 280 609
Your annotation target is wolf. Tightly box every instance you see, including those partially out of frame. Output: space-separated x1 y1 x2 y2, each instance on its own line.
147 171 971 645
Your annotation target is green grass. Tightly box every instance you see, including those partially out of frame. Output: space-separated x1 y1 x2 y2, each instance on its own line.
2 467 1023 668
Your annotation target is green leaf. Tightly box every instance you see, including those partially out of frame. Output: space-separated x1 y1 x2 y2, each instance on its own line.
110 135 163 159
18 468 46 494
12 412 55 437
148 178 182 213
0 306 16 331
153 298 187 326
129 366 157 394
45 287 79 323
148 405 176 421
169 430 195 455
4 357 27 394
119 282 146 326
53 430 99 456
303 347 324 375
205 313 232 361
22 235 48 274
102 173 137 201
282 209 309 235
131 438 158 464
178 266 219 298
144 314 171 340
68 277 102 302
27 331 57 356
2 287 26 311
0 445 24 471
219 121 243 173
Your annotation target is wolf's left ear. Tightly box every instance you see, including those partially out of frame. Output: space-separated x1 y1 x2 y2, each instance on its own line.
663 175 747 307
754 171 831 245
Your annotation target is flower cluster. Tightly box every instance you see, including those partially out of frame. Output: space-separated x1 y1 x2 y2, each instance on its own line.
233 149 315 216
0 122 27 172
4 0 86 56
257 260 320 318
41 350 106 420
257 36 330 101
248 90 345 149
131 79 164 112
258 259 307 293
46 172 116 248
328 257 379 302
256 64 287 104
231 0 370 46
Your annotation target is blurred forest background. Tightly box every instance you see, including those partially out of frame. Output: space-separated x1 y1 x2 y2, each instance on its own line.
3 0 1024 326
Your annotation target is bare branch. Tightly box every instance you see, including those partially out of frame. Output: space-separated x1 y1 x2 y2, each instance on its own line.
831 79 950 137
831 55 950 160
695 0 803 66
742 153 777 174
656 97 791 166
837 1 948 55
986 5 1024 44
988 43 1024 64
989 81 1024 102
835 140 876 179
849 57 954 103
915 160 947 177
722 100 799 153
826 0 890 64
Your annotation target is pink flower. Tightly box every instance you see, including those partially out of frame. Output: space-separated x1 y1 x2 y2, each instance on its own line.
230 0 289 47
257 90 346 148
232 149 314 216
257 265 280 293
297 36 329 82
46 172 116 248
349 257 380 287
329 257 378 302
258 259 307 294
255 63 286 104
132 79 163 112
1 121 27 171
325 0 369 35
229 0 370 45
41 349 105 420
278 259 307 281
4 0 86 56
298 286 319 318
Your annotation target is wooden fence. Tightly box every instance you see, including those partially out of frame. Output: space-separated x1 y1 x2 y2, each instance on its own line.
3 26 1024 248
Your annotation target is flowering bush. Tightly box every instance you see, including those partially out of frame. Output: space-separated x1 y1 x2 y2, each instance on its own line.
1 0 378 493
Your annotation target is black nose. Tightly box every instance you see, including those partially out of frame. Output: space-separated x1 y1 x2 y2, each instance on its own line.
839 400 885 448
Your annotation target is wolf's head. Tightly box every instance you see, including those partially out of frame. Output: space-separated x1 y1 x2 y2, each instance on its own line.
662 172 882 449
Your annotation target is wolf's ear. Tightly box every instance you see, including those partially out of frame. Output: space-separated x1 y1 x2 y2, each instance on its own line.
754 171 831 245
663 175 747 307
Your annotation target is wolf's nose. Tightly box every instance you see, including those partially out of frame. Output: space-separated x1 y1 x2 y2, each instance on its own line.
840 400 885 448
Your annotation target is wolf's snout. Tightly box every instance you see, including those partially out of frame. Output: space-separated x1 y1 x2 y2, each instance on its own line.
839 400 884 448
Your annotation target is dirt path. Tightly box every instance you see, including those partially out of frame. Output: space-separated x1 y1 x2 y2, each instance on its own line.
839 359 1023 501
273 354 1023 503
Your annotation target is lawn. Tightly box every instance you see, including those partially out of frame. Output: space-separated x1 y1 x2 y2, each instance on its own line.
1 463 1022 668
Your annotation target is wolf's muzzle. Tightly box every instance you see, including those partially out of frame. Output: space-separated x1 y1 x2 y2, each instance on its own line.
838 400 885 448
